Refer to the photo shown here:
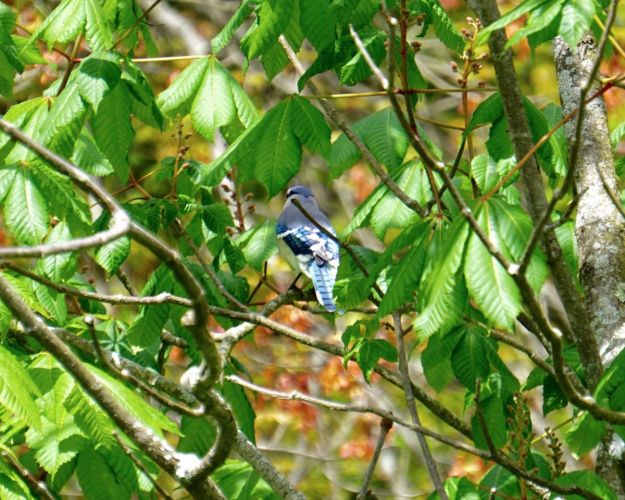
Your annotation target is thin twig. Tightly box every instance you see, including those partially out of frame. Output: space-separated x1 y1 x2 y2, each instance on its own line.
1 262 193 307
357 418 393 500
489 328 555 377
300 87 498 99
0 447 55 500
57 35 82 96
392 312 447 500
0 217 130 258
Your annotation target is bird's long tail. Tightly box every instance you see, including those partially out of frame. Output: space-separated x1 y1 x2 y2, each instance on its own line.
310 262 337 312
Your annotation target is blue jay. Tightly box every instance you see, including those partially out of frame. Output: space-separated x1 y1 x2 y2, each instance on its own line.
276 186 339 312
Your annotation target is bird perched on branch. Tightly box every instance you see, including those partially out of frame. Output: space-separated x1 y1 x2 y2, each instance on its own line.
276 186 339 312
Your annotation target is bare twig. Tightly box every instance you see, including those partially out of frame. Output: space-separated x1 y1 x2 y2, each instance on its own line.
2 262 193 307
392 312 447 500
0 447 55 500
357 418 393 500
0 217 130 258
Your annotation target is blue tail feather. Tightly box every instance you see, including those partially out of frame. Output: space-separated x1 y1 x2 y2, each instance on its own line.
310 263 336 312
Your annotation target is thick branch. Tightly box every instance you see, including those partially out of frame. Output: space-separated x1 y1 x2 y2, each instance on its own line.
553 35 625 366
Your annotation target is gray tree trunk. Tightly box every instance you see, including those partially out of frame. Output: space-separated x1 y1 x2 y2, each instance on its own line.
554 34 625 498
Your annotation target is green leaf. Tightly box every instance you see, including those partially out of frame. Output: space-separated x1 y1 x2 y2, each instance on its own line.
343 191 386 236
39 222 77 282
475 0 548 46
471 154 499 194
472 392 507 450
246 99 299 194
301 0 335 51
464 203 521 329
240 0 291 59
565 412 605 458
377 240 426 316
30 0 86 49
357 339 397 382
330 108 409 177
211 0 255 53
92 83 134 182
0 471 33 500
215 97 327 196
506 0 565 48
490 198 548 293
202 203 234 233
63 384 116 449
0 13 22 74
4 100 48 164
480 466 520 499
340 29 386 85
421 328 463 392
420 0 465 53
465 92 502 137
38 82 86 158
0 97 45 155
13 35 46 65
126 265 176 352
223 238 246 274
0 346 40 428
25 419 84 475
4 170 48 245
96 235 131 275
74 52 122 112
33 283 67 324
30 161 92 233
260 0 303 81
290 97 331 157
237 221 278 271
451 326 490 390
71 129 114 176
0 51 15 97
77 449 128 500
211 460 280 500
86 364 180 436
221 364 256 442
158 57 209 117
553 470 616 500
158 56 258 141
191 57 237 140
414 219 469 338
0 165 16 204
177 414 216 455
559 0 594 49
370 161 428 238
84 0 114 51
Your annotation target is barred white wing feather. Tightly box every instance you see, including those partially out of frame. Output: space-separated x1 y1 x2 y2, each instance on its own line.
276 223 339 311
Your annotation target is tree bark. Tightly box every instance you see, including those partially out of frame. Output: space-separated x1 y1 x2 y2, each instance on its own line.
553 34 625 498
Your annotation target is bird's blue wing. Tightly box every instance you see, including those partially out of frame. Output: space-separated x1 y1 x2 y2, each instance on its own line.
276 223 339 311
